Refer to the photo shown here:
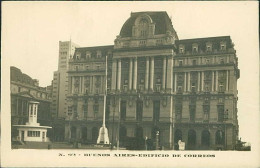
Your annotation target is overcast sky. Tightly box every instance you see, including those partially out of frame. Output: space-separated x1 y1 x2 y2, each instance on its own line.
2 2 259 144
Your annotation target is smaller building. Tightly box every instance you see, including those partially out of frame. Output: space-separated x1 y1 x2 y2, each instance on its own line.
14 101 52 142
10 66 52 140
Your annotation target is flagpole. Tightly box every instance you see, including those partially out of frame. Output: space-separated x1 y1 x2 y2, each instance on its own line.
97 55 109 144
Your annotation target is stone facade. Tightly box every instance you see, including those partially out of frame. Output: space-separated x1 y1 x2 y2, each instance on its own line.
65 11 239 150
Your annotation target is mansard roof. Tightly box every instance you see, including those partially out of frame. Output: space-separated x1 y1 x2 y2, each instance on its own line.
120 11 176 38
11 66 37 86
175 36 234 52
72 45 114 59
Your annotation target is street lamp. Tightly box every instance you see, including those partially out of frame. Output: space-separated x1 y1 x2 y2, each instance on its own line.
111 96 116 150
68 110 72 143
156 131 159 150
145 136 148 150
224 109 229 150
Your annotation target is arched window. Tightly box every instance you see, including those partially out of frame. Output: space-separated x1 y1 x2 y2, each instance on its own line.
135 126 143 138
215 130 225 145
139 18 149 37
92 127 99 142
119 126 127 146
187 129 196 150
136 100 143 122
71 126 77 139
174 129 182 148
81 127 88 142
201 130 210 149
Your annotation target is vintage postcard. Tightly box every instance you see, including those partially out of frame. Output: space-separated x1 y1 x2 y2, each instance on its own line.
1 1 259 167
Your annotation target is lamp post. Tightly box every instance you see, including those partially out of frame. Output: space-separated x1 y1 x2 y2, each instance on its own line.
68 111 72 143
117 96 121 150
224 109 229 150
111 96 116 150
145 136 148 150
156 131 159 150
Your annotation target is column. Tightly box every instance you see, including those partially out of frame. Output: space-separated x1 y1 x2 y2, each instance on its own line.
90 76 93 94
111 60 117 91
162 57 166 90
184 72 187 92
82 76 85 94
21 100 24 115
16 98 19 115
79 77 82 93
129 58 133 90
201 71 204 91
187 72 190 92
117 59 121 90
174 73 177 92
215 71 218 91
69 76 72 94
197 72 200 92
166 57 173 91
82 76 85 93
226 70 229 91
212 71 214 92
145 57 150 90
133 58 138 90
72 77 74 94
150 57 154 90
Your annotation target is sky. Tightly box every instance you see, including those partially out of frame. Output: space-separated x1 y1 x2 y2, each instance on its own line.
2 1 259 144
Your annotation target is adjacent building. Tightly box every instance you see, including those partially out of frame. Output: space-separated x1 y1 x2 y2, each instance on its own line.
51 40 79 119
10 66 52 140
65 11 240 150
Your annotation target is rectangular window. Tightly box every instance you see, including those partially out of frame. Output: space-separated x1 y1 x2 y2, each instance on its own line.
83 105 88 119
192 60 196 66
120 101 126 121
218 105 224 122
189 105 196 122
27 131 40 137
175 106 182 121
153 100 160 122
220 58 224 64
136 100 143 122
179 60 183 66
93 104 99 113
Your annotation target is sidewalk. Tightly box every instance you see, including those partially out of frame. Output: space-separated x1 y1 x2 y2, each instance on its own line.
12 142 113 150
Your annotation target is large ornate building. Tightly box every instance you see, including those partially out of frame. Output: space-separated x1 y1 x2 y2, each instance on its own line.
65 11 240 150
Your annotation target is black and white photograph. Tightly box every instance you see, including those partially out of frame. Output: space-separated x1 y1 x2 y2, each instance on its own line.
1 1 259 167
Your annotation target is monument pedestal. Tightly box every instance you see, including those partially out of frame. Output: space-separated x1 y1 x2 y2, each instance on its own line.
97 126 110 144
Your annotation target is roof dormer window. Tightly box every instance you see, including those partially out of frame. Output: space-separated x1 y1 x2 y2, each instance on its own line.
139 18 149 38
206 42 212 52
179 45 185 54
96 51 102 58
220 41 227 51
86 52 91 59
192 43 198 53
76 52 81 60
